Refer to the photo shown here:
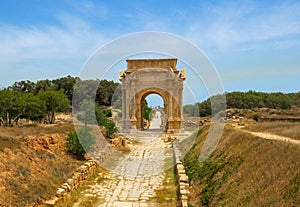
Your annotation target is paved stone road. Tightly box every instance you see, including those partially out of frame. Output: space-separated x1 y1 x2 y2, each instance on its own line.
75 111 174 207
149 111 162 129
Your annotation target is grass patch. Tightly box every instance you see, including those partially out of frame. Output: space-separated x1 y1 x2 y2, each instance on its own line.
56 187 103 207
78 196 102 207
54 186 89 207
152 167 177 206
183 124 300 206
284 173 300 204
184 150 244 206
54 167 107 207
92 168 109 184
0 123 74 138
0 134 21 152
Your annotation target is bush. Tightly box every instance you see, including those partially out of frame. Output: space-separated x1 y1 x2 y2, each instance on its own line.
253 114 260 122
76 104 118 138
65 127 96 157
103 120 118 137
95 107 117 137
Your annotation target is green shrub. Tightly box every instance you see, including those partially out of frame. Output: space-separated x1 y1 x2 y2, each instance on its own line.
77 103 117 138
65 127 96 157
104 120 118 137
253 114 260 122
143 99 152 121
95 107 117 137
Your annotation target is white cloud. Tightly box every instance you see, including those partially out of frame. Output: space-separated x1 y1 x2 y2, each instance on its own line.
0 12 110 88
184 1 300 51
66 0 109 18
0 14 107 63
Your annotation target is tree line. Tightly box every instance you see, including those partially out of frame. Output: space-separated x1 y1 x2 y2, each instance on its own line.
184 90 300 116
0 76 119 127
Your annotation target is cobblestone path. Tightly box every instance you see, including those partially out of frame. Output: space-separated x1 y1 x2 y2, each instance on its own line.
75 111 175 207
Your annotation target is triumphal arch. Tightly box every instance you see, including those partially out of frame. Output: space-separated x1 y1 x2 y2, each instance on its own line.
118 58 186 133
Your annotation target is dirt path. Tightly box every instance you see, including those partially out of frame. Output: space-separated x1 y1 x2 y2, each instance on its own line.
241 129 300 146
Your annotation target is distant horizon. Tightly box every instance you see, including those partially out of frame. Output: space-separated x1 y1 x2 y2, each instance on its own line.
1 74 299 105
3 74 300 95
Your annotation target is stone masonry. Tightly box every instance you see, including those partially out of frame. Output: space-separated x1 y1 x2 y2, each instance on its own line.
118 58 186 133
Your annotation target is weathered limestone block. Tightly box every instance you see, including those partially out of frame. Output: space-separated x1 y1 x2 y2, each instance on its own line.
176 164 186 174
176 159 182 165
181 194 188 201
66 178 74 190
181 200 188 207
56 188 66 197
77 165 88 173
44 197 60 206
84 161 92 168
180 189 188 195
72 172 80 182
179 182 189 190
178 174 189 183
61 183 71 192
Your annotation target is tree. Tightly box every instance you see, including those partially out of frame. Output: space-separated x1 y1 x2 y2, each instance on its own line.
76 101 118 137
0 90 46 126
288 92 300 107
213 91 293 110
210 94 226 114
95 107 117 137
0 90 21 126
52 75 77 101
183 104 199 116
38 90 70 124
8 80 36 93
65 127 96 158
111 86 122 110
72 79 99 112
35 79 56 94
21 93 46 121
197 99 212 116
78 99 97 127
96 79 119 106
143 99 152 121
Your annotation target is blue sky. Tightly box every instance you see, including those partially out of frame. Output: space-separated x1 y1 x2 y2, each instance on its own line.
0 0 300 103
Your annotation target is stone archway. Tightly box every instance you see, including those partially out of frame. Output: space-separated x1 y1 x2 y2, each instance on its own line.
119 58 185 133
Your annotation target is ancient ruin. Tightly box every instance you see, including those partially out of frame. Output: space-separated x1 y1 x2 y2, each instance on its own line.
119 58 185 133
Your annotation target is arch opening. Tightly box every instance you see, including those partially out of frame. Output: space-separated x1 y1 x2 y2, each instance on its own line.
130 87 182 133
141 93 165 131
